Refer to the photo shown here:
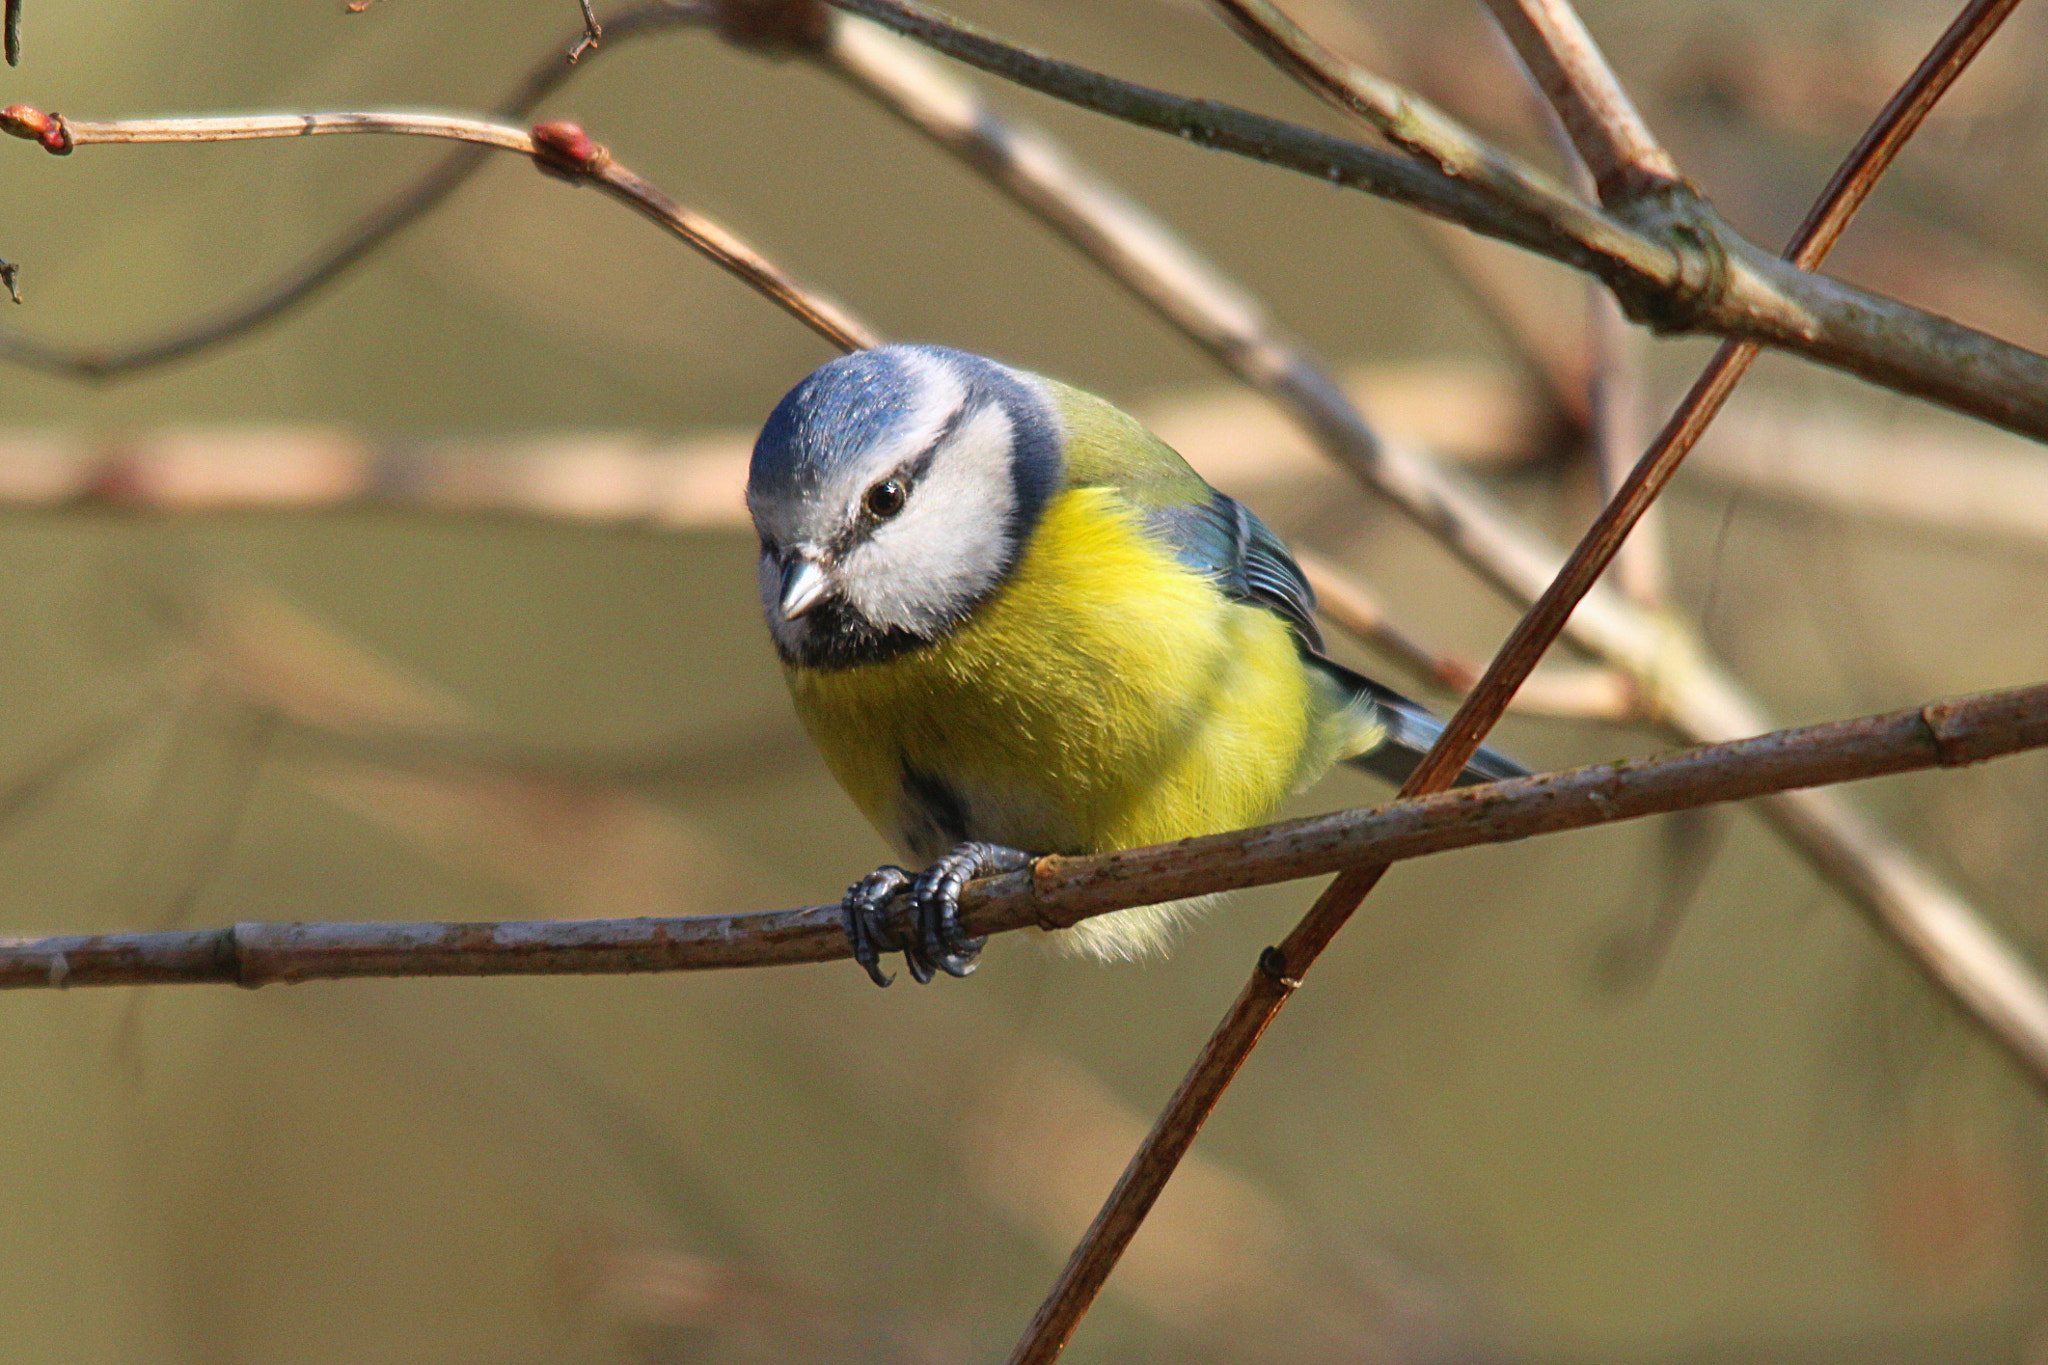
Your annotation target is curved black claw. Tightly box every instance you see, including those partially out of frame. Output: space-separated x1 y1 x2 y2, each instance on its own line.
841 865 916 988
911 842 1034 979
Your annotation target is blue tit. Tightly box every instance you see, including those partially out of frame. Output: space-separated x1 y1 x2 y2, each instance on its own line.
746 344 1523 985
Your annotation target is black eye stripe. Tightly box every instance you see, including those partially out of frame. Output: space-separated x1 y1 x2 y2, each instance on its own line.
827 400 978 557
899 401 969 488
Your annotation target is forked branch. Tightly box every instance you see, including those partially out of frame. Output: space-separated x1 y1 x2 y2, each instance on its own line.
822 0 2048 444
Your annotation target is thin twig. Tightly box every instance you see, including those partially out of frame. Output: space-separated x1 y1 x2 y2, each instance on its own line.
1479 0 1681 202
0 1 715 378
0 106 877 352
822 0 2048 444
3 0 18 67
1003 2 2032 1358
570 0 605 61
4 680 2044 989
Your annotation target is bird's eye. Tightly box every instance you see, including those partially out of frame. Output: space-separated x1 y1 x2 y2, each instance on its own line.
864 478 907 520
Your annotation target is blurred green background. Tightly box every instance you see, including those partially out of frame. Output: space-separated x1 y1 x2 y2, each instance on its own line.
3 0 2048 1361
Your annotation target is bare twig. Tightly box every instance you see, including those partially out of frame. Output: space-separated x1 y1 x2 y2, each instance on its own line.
822 0 2048 444
0 1 715 378
0 106 876 352
1002 2 2032 1357
3 0 18 67
570 0 605 61
0 258 18 304
3 680 2044 990
1479 0 1681 202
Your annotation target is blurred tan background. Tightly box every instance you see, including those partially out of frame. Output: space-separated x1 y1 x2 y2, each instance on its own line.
3 0 2048 1361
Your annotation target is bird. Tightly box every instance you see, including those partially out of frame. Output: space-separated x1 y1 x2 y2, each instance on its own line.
745 344 1524 985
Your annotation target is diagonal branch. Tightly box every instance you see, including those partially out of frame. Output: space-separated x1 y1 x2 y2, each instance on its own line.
1002 0 2034 1359
3 679 2044 989
0 106 876 353
821 0 2048 444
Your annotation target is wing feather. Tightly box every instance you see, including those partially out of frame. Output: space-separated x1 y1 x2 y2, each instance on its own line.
1143 490 1324 650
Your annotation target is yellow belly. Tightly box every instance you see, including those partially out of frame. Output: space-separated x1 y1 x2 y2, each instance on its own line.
785 487 1348 865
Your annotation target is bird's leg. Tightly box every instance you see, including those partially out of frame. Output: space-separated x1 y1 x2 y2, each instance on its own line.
841 865 924 987
911 842 1033 979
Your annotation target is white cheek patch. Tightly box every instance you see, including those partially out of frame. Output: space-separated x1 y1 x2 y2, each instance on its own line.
841 402 1021 633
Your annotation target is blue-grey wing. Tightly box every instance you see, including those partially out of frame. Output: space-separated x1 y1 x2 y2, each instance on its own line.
1145 490 1323 650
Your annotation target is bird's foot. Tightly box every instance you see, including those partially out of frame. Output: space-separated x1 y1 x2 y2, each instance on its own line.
842 865 916 987
840 842 1034 987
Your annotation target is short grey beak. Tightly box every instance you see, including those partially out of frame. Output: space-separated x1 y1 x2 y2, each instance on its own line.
778 557 829 621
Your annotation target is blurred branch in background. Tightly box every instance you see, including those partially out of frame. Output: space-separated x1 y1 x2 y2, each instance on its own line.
3 678 2046 987
10 371 2048 551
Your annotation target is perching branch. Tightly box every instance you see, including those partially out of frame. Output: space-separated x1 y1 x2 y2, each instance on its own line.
3 680 2043 989
0 106 876 353
822 0 2048 445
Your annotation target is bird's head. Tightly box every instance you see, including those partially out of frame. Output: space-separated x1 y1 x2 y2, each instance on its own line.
746 345 1061 669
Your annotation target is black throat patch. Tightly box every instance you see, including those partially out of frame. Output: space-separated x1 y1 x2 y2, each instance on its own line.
773 593 932 671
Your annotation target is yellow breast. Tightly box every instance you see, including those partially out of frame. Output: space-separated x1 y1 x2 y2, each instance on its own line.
785 486 1344 862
